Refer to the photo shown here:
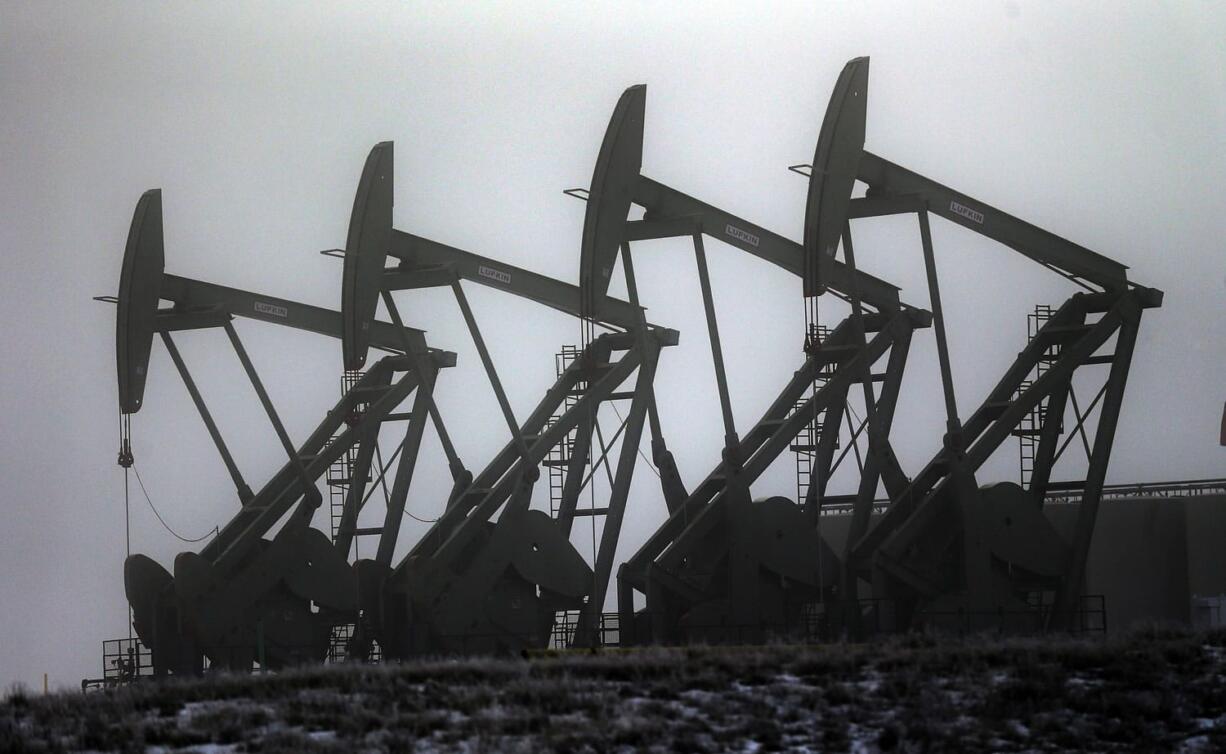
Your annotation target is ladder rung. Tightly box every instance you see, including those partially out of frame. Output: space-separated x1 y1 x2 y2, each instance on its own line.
543 458 571 468
326 476 372 486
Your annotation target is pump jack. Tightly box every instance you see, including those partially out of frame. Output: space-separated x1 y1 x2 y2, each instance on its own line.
806 58 1164 633
104 56 1162 668
569 83 933 645
108 189 455 673
333 142 684 656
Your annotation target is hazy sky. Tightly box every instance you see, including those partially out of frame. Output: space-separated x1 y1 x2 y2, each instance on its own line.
2 2 1223 691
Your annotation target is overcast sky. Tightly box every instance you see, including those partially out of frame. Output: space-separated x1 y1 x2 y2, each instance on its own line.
2 2 1223 690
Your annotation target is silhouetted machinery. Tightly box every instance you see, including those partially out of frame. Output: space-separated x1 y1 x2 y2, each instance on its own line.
103 56 1162 673
804 58 1163 635
574 82 931 644
109 139 684 670
332 142 683 656
616 58 1160 642
111 190 457 672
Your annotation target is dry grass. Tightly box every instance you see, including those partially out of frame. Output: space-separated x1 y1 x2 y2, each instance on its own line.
5 625 1226 752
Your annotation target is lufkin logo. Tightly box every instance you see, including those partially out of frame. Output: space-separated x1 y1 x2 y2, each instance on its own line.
478 265 512 285
724 224 760 248
254 301 288 318
950 200 984 225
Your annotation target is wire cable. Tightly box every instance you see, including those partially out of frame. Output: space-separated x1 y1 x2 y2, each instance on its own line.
118 414 135 640
374 443 441 524
131 464 219 543
609 401 661 479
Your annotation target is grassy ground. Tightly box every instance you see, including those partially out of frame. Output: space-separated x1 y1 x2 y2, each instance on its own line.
5 625 1226 752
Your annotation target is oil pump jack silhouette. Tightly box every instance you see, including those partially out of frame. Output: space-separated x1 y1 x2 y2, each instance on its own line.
599 57 1161 642
104 57 1163 674
331 141 684 656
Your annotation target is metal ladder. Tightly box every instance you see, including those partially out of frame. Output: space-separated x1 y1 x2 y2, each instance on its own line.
1015 305 1059 487
327 623 383 664
546 345 586 518
792 324 835 505
328 370 366 542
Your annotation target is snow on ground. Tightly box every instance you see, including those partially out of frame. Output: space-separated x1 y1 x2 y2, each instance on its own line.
4 628 1226 751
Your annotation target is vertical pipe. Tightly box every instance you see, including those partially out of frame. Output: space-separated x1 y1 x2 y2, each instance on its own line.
256 620 265 671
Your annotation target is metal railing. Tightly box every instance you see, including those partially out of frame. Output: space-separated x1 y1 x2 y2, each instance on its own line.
328 623 382 664
1043 478 1226 504
82 637 153 691
550 610 621 649
917 594 1107 636
668 599 896 647
816 478 1226 517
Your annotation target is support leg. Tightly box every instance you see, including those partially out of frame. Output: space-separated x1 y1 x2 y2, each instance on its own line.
574 343 659 646
332 428 379 557
916 210 963 444
375 366 437 565
160 331 253 504
224 323 320 513
379 291 467 481
622 243 688 514
449 279 533 467
1050 314 1141 628
691 233 740 461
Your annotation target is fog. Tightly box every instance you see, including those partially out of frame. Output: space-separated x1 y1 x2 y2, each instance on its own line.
2 2 1223 690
